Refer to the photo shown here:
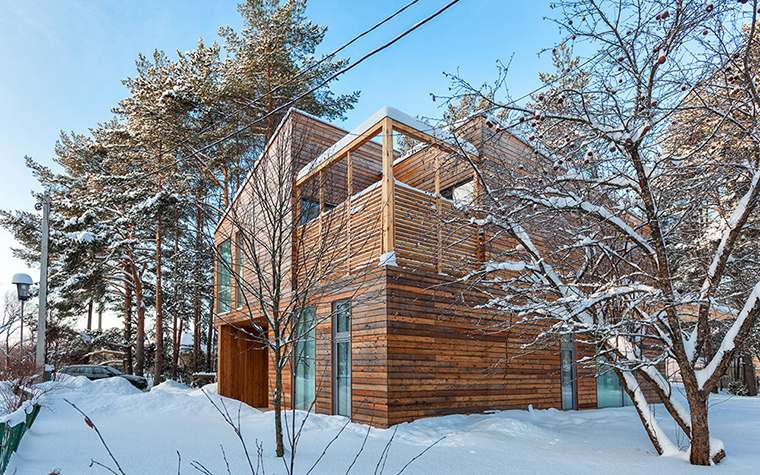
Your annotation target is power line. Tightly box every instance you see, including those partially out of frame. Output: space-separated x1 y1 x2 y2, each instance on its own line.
124 0 426 179
128 0 463 185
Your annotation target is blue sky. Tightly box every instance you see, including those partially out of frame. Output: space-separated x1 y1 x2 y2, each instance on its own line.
0 0 560 327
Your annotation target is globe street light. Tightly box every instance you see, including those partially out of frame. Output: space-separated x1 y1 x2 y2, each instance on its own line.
11 273 33 361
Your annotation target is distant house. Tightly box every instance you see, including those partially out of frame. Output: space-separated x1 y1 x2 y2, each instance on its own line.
213 106 635 427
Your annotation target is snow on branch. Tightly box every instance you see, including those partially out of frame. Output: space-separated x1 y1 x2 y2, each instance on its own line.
696 280 760 391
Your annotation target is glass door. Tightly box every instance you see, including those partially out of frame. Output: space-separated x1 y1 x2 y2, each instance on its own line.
294 307 316 411
333 300 351 417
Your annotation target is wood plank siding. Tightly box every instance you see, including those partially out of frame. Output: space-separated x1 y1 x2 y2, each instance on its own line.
214 108 612 429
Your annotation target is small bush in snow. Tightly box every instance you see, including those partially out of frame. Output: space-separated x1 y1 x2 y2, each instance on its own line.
727 380 749 396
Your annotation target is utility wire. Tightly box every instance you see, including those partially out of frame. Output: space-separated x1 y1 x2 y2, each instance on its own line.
125 0 463 185
122 0 425 178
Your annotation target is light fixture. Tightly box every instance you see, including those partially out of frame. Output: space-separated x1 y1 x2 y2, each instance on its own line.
11 273 33 301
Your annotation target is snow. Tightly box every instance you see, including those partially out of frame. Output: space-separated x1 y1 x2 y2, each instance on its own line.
65 231 96 243
378 251 397 267
696 280 760 390
9 377 760 474
0 400 35 427
485 260 526 272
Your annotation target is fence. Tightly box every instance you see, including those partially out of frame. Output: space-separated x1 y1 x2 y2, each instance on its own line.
0 402 41 474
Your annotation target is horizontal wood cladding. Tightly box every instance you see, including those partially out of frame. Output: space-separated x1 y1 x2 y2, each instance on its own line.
297 183 383 282
385 267 563 426
393 143 473 193
394 183 479 275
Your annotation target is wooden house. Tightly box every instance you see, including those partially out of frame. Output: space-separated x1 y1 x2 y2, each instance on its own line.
213 106 635 428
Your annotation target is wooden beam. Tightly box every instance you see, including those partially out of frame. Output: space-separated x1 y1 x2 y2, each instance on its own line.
318 169 324 238
391 120 478 161
381 117 395 255
295 121 384 188
292 184 301 290
435 153 442 274
347 151 353 274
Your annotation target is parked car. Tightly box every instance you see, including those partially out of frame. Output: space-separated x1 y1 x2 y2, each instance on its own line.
59 365 149 390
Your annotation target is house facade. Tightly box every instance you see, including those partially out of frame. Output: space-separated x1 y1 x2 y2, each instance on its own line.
213 106 635 428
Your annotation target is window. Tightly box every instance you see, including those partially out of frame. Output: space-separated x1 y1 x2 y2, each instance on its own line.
217 239 232 314
441 180 474 206
235 233 243 309
333 300 351 417
301 199 336 225
294 306 316 411
560 335 576 410
596 356 634 408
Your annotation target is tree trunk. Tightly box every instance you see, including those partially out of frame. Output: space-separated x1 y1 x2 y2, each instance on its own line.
688 392 719 465
154 140 164 384
171 206 180 380
206 305 214 372
86 300 93 331
124 266 133 375
274 347 284 458
134 265 145 377
743 350 758 396
154 206 164 383
193 182 203 374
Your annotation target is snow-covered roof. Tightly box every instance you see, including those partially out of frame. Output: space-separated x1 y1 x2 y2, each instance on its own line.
296 106 478 182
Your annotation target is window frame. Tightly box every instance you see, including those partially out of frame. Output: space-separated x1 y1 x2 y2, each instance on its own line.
332 299 351 417
217 239 232 315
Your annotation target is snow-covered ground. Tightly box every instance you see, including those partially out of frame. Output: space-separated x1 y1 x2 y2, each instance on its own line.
8 377 760 474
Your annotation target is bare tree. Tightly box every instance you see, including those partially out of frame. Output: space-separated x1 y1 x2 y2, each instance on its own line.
215 112 381 459
443 0 760 466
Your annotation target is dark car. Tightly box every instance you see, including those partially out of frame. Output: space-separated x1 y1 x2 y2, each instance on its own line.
59 365 149 390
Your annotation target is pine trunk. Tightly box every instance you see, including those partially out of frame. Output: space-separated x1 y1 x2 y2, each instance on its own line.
133 263 145 377
743 350 758 396
154 206 163 384
193 182 203 374
86 300 93 331
124 260 134 375
206 306 214 372
171 207 180 380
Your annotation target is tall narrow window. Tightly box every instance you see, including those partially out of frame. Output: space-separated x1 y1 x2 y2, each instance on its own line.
560 334 576 410
333 300 351 417
217 240 231 314
294 306 316 411
596 356 634 408
235 233 243 309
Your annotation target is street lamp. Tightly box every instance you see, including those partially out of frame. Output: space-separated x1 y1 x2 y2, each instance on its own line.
11 273 33 361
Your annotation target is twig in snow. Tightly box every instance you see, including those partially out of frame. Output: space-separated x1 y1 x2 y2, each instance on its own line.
374 426 398 475
394 436 445 475
64 399 127 475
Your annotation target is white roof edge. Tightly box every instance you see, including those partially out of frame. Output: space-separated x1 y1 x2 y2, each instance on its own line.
296 106 478 182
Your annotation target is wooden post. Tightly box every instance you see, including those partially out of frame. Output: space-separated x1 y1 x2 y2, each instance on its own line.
319 170 325 238
473 166 486 263
347 151 353 274
381 117 396 255
435 153 442 274
292 184 301 290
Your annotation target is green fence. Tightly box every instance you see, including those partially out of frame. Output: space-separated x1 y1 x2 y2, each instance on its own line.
0 403 41 474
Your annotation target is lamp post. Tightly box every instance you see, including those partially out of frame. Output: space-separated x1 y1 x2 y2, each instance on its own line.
11 273 33 361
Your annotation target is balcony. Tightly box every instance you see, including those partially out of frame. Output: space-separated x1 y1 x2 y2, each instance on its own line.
295 107 481 280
